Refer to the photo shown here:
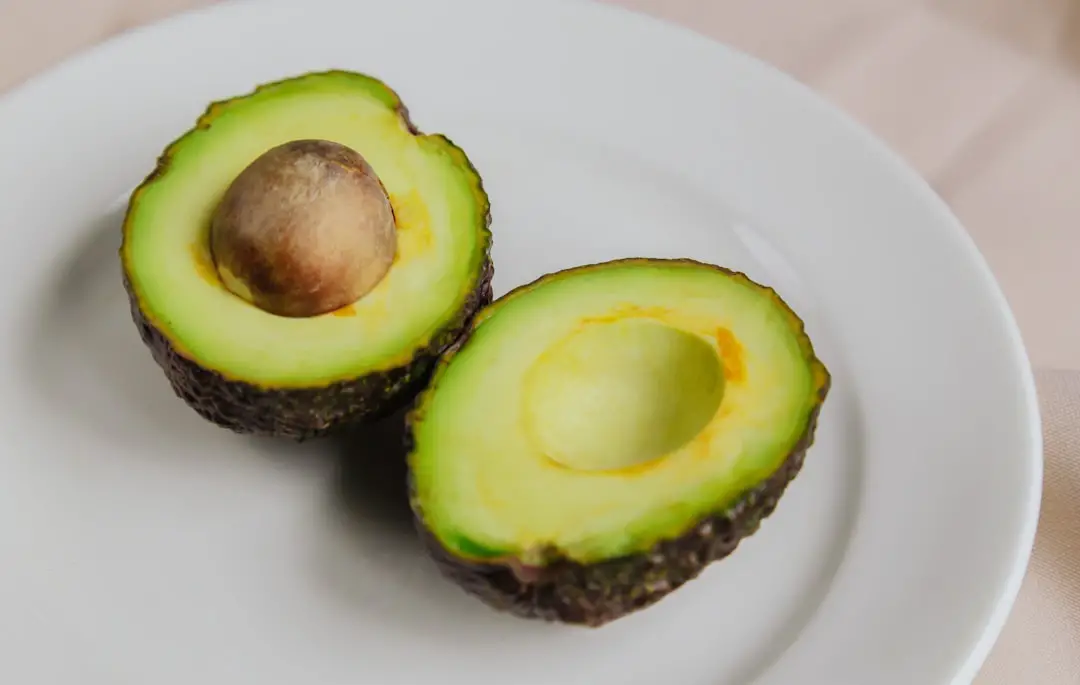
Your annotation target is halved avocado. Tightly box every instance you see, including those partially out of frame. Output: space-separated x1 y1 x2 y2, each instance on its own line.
120 71 493 440
406 258 830 626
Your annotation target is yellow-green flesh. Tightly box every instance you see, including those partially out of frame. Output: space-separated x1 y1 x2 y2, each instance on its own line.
121 72 489 387
410 260 827 564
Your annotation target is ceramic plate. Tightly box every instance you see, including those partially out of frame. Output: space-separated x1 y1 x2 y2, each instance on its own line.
0 1 1042 683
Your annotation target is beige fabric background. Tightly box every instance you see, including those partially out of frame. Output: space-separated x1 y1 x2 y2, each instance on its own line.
2 0 1077 682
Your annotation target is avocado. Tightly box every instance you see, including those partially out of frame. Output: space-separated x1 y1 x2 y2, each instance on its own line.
120 71 494 440
405 258 830 626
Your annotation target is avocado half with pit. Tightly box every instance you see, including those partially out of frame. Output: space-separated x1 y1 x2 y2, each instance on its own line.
120 71 493 440
406 258 830 626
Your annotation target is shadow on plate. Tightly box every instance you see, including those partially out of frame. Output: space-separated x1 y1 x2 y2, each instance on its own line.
329 408 416 535
310 408 572 649
21 202 223 450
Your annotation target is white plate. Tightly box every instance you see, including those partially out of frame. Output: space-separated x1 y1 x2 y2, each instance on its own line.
0 1 1042 683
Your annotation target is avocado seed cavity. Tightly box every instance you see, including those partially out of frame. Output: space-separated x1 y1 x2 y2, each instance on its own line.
522 319 725 472
209 139 397 318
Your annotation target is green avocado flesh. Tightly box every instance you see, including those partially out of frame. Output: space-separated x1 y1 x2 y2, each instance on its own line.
120 71 493 438
407 258 829 623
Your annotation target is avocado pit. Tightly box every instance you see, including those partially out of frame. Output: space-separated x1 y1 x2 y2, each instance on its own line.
209 138 397 318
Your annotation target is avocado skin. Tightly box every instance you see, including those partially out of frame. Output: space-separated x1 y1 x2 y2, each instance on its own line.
405 258 830 626
123 258 493 442
121 71 495 441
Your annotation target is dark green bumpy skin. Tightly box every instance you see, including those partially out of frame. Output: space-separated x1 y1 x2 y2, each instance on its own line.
123 260 493 441
408 376 826 626
121 71 495 441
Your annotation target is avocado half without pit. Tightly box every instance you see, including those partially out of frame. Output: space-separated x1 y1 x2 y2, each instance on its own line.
120 71 493 439
406 259 830 626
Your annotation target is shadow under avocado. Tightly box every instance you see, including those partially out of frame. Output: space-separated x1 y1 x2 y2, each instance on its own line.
313 408 569 647
20 202 224 451
330 408 416 534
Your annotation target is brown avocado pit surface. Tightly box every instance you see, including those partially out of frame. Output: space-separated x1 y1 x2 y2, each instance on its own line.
210 139 397 318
